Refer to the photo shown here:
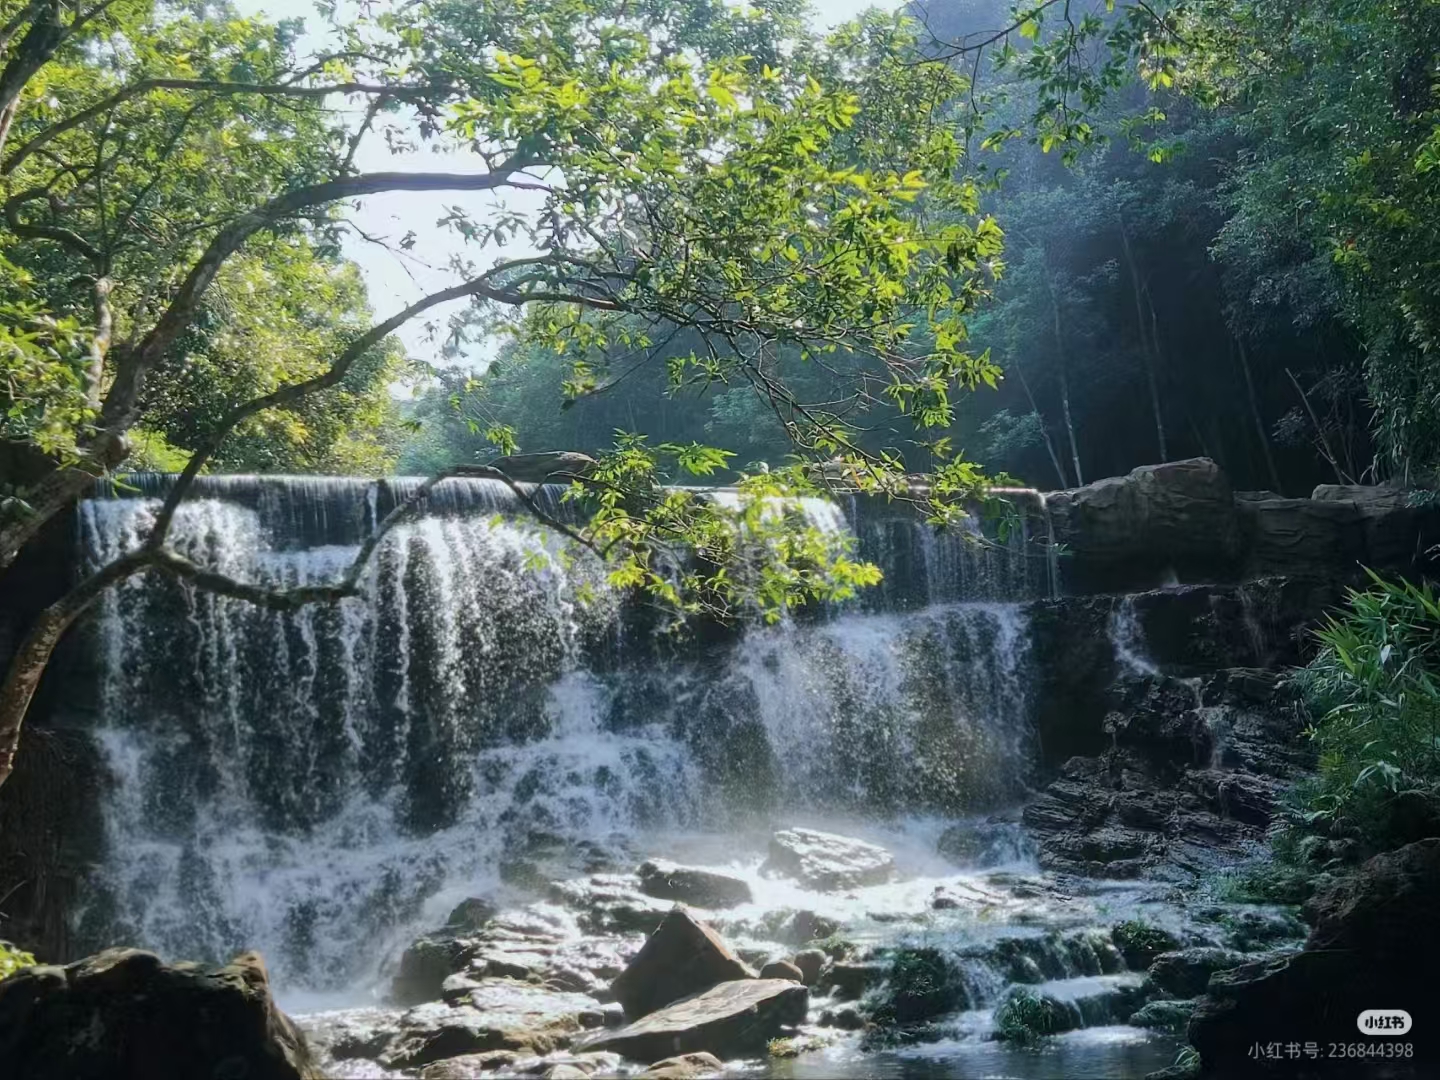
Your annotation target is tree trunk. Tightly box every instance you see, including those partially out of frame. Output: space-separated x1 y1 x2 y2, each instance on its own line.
1234 336 1283 492
1117 217 1168 462
1014 358 1070 488
1042 260 1084 486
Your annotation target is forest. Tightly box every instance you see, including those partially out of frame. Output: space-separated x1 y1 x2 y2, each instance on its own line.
0 1 1438 1079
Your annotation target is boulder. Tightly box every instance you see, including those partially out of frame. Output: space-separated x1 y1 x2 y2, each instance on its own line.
580 980 807 1061
445 897 498 932
1129 999 1197 1032
0 947 318 1080
393 935 474 1005
382 981 602 1068
636 860 753 909
758 959 803 983
761 828 895 891
486 452 597 484
1046 458 1241 593
547 875 672 935
1146 948 1247 998
419 1050 521 1078
639 1051 725 1078
610 908 755 1020
816 960 887 1000
790 949 827 986
935 821 1033 869
1188 840 1440 1074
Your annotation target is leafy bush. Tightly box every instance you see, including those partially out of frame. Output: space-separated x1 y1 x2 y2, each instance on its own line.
993 986 1067 1043
863 945 969 1044
1110 920 1180 969
0 941 36 980
1292 571 1440 853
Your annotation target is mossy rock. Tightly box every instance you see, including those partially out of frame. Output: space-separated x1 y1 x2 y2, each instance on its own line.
1130 998 1198 1032
993 987 1069 1043
1111 921 1181 969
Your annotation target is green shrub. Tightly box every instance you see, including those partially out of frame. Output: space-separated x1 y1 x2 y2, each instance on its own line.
993 987 1067 1043
863 946 969 1039
0 941 36 980
1110 920 1180 969
1293 571 1440 853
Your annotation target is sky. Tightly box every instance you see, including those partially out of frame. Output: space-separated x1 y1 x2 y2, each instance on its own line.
229 0 893 372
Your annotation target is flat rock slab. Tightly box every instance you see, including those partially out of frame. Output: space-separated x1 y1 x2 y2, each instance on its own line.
611 908 755 1020
638 859 753 909
383 981 602 1068
582 979 808 1062
761 828 895 891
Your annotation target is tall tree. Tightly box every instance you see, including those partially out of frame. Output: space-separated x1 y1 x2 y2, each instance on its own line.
0 2 1008 788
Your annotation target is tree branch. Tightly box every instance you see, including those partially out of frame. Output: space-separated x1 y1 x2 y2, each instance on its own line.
3 76 436 176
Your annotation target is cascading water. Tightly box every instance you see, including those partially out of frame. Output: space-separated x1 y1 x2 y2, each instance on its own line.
69 477 1041 998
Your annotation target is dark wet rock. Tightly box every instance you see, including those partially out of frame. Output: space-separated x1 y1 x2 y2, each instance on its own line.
816 960 886 1000
1147 948 1247 998
1112 922 1182 969
487 452 598 483
819 1004 866 1031
1195 906 1306 952
382 980 600 1068
935 821 1033 868
1130 999 1197 1031
1023 668 1311 882
446 897 499 932
777 909 841 946
0 947 318 1080
610 908 755 1020
994 976 1146 1042
758 959 803 982
761 828 895 891
394 935 476 1005
639 1050 725 1077
1189 839 1440 1075
636 860 753 909
547 875 672 935
581 980 807 1061
791 949 827 986
1046 459 1242 594
865 946 969 1029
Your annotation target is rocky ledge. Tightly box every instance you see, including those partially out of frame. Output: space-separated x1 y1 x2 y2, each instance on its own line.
1024 667 1312 882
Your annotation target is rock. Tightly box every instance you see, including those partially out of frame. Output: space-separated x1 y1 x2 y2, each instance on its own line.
0 947 318 1080
639 1050 725 1077
419 1050 521 1078
636 860 753 909
639 1051 725 1078
790 949 827 986
935 821 1034 869
777 909 841 946
1146 948 1247 998
1046 458 1241 593
545 1067 590 1079
445 897 498 932
816 960 886 1000
761 828 895 891
581 980 807 1061
609 908 755 1020
1129 999 1197 1031
818 1004 866 1030
1111 922 1182 969
383 981 601 1068
393 935 474 1005
487 452 598 484
1189 840 1440 1075
547 875 672 935
865 947 969 1028
758 959 803 982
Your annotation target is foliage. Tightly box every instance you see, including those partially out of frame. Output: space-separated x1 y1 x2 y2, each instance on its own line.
863 945 969 1037
0 941 36 980
1110 919 1180 967
993 986 1067 1043
1291 571 1440 851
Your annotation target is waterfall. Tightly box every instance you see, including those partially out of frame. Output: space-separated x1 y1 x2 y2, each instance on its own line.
70 476 1042 993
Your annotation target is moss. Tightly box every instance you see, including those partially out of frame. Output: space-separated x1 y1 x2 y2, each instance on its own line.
993 987 1067 1044
1111 920 1181 969
0 941 36 980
